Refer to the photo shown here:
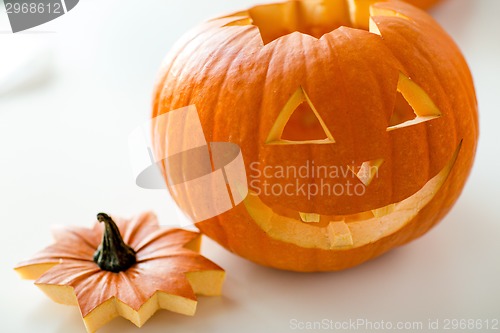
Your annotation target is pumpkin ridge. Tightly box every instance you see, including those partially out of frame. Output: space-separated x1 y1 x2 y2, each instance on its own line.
120 212 158 246
117 272 149 311
158 26 234 117
53 226 100 251
193 30 254 221
35 262 100 287
133 228 198 253
153 27 224 119
297 34 319 211
210 27 257 139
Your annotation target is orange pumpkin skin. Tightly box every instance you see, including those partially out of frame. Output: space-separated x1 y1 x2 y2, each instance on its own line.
353 0 442 10
152 1 478 272
405 0 441 9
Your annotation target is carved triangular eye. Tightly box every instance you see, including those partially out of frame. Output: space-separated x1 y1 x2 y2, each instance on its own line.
387 73 442 131
389 91 416 127
266 87 335 145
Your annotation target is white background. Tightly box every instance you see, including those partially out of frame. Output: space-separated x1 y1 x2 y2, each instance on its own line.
0 0 499 332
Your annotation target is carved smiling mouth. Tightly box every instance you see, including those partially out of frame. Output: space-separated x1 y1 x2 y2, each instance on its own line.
243 143 462 250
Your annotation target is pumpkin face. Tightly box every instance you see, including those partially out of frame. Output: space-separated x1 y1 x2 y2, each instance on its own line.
153 0 478 271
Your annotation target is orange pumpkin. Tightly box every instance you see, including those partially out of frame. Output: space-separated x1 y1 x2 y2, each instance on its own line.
152 0 478 272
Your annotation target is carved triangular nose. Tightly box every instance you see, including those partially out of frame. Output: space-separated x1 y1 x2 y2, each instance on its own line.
349 159 384 187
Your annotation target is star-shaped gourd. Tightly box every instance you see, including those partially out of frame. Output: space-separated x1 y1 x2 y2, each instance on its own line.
15 212 225 332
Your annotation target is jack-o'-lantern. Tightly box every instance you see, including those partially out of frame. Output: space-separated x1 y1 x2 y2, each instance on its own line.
152 0 478 272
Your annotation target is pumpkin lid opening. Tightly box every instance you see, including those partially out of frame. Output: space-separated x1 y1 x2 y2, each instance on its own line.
226 0 388 45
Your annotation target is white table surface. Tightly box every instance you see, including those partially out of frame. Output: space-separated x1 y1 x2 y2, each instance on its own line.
0 0 499 332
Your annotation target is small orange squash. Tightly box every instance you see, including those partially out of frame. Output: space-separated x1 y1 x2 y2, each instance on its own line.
152 0 478 272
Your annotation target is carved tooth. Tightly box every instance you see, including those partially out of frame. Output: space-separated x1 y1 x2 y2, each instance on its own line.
327 221 354 248
371 204 396 218
357 159 384 186
299 212 320 223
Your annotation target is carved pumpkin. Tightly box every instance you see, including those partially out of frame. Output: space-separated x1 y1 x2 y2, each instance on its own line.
15 212 225 332
152 0 478 272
